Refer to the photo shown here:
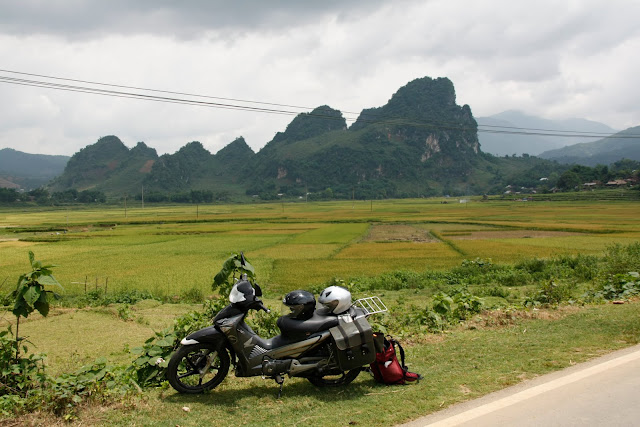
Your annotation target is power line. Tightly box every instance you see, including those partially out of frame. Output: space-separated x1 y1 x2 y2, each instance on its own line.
0 68 358 117
476 122 622 136
1 69 638 140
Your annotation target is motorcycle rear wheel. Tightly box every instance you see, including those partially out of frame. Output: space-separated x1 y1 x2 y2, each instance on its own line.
307 368 361 387
167 343 230 394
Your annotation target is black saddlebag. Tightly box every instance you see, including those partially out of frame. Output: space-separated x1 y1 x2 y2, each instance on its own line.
329 315 375 371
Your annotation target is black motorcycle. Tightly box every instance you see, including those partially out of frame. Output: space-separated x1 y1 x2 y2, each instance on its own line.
166 277 386 396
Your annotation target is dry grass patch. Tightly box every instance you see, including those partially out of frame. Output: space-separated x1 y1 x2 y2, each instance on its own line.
364 224 438 242
468 305 583 330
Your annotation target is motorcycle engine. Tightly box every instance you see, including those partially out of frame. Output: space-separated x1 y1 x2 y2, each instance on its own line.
261 357 293 377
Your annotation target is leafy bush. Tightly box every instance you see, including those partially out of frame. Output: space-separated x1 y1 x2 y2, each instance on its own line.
432 292 453 317
524 281 577 307
117 304 134 321
180 286 205 303
515 258 548 275
129 300 215 387
476 285 511 298
246 309 280 338
0 326 47 414
63 289 159 308
601 243 640 276
452 291 484 320
401 288 484 333
11 251 62 320
491 269 533 287
44 358 135 418
593 272 640 301
406 306 445 333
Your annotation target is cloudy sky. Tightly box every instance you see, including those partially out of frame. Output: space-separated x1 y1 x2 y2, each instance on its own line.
1 0 639 156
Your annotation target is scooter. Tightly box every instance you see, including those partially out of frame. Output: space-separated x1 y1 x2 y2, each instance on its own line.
166 277 386 396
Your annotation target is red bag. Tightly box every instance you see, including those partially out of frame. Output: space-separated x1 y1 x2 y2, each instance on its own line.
369 335 422 385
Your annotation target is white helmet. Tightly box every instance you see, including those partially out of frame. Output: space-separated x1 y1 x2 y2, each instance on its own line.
318 286 352 314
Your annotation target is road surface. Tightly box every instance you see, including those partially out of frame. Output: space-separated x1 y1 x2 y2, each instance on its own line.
401 344 640 426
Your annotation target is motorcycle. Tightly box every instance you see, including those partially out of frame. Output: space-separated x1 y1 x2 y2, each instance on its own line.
167 275 386 397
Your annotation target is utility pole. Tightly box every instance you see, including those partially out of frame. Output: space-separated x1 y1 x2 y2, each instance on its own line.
141 185 144 209
124 195 127 218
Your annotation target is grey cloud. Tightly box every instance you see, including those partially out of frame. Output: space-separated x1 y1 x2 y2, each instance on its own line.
0 0 390 39
1 0 639 157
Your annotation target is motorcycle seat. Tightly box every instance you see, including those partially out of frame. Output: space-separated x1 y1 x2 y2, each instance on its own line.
277 311 340 339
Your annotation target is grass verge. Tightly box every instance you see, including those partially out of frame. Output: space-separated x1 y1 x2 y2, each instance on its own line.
11 300 635 427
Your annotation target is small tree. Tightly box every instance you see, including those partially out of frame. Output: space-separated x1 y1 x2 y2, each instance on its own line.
212 252 256 295
11 251 62 358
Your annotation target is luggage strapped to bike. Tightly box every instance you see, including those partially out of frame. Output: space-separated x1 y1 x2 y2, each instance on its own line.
329 313 375 371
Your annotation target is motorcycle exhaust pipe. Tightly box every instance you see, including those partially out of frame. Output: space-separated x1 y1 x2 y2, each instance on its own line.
262 358 320 377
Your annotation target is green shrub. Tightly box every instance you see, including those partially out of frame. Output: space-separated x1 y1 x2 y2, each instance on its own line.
408 307 445 333
524 281 576 307
595 272 640 301
0 326 47 415
44 358 134 418
180 286 205 303
452 291 484 320
516 258 547 274
0 327 134 418
129 300 215 387
601 243 640 276
476 285 510 298
492 269 533 287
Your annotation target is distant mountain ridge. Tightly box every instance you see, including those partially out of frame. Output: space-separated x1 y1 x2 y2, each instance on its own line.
476 110 618 156
0 148 69 190
9 76 637 199
47 76 492 198
539 125 640 166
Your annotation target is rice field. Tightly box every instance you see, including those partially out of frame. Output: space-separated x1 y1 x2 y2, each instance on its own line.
1 198 639 296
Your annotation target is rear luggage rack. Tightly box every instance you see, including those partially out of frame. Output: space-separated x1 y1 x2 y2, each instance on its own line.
354 296 388 316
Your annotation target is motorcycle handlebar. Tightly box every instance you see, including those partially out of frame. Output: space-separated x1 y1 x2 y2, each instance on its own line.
254 299 270 313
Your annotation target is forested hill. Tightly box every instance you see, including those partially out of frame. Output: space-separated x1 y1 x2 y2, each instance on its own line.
539 126 640 166
38 76 585 200
49 136 159 195
0 148 69 190
244 76 483 198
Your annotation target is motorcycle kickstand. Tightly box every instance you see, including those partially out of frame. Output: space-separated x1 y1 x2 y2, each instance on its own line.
274 375 284 399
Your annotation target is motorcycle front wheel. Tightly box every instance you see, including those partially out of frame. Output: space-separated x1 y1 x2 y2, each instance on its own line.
167 343 230 394
307 368 361 387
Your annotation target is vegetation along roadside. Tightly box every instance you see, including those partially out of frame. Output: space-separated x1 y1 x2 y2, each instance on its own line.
0 241 638 425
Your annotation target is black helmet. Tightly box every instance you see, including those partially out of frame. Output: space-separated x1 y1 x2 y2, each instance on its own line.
282 290 316 320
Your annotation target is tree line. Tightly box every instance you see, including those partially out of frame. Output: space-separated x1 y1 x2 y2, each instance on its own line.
0 188 107 204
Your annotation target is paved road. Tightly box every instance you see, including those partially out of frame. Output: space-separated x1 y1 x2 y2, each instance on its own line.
401 344 640 427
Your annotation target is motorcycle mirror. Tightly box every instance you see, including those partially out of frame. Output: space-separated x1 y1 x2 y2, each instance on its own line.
254 283 263 297
240 252 246 266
